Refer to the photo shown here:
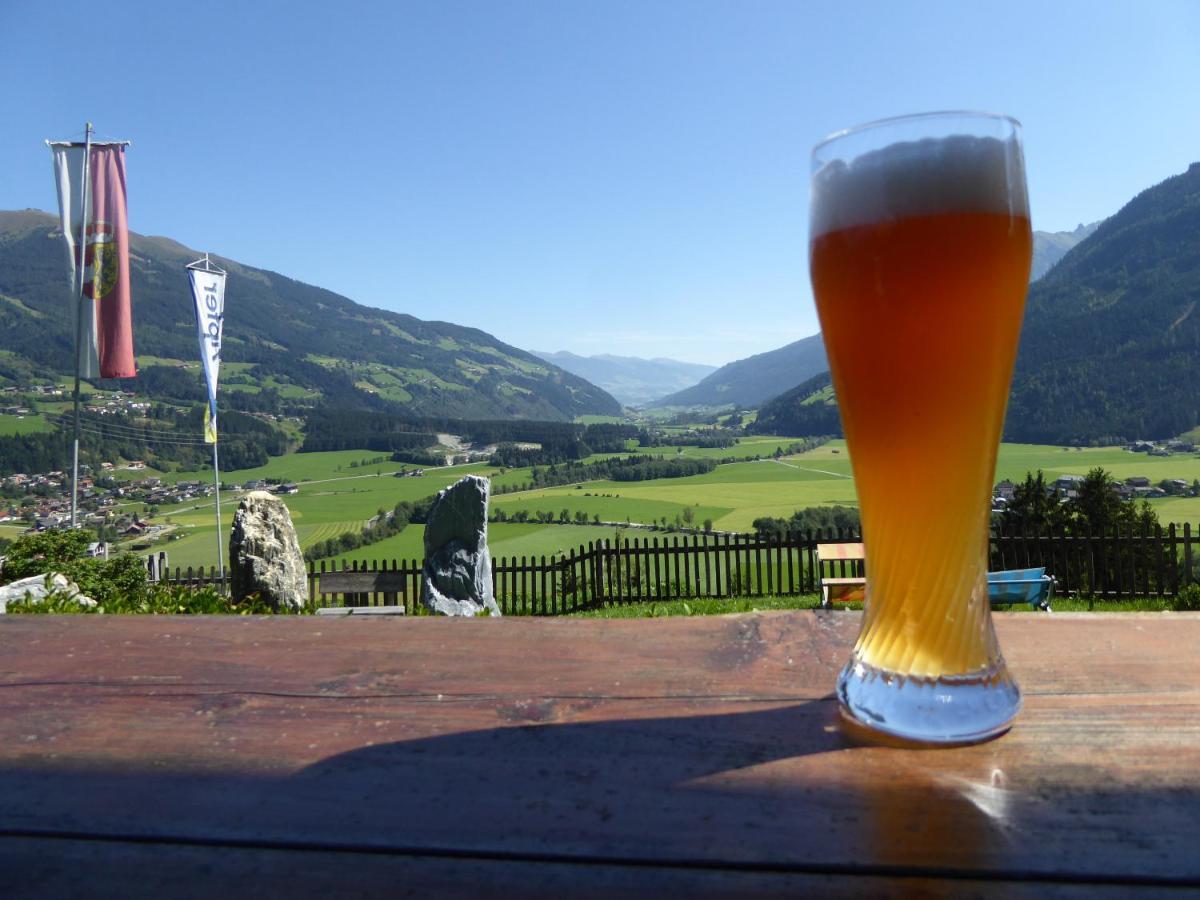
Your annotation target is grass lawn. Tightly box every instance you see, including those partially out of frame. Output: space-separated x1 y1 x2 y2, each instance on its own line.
0 414 53 436
0 522 29 541
568 594 823 617
125 437 1200 572
493 456 858 533
309 523 626 567
494 489 730 529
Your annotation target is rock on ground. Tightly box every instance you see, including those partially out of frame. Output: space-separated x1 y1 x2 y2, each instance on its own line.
0 573 96 614
421 475 499 616
229 491 308 611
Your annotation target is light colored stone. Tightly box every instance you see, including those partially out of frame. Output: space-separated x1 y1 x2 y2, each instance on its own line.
229 491 307 611
0 572 96 614
421 475 498 616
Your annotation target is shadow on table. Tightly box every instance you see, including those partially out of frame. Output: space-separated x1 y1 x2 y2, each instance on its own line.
1 697 1196 891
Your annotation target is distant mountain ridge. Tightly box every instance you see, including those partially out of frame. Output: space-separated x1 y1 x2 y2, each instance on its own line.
1031 222 1101 281
0 209 620 421
532 350 716 407
648 334 828 410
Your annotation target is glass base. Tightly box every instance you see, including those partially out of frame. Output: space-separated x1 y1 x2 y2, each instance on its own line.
837 655 1021 745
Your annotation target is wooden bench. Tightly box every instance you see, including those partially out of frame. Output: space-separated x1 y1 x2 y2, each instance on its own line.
317 569 408 612
816 541 865 608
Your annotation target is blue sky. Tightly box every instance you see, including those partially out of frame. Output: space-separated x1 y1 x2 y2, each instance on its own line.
2 1 1198 366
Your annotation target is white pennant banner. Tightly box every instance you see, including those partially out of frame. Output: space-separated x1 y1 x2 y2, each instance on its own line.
188 266 226 443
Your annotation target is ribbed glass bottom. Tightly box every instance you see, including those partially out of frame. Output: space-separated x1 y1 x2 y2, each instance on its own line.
837 654 1021 745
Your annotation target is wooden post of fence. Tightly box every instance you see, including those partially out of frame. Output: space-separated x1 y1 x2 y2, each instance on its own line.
587 542 597 605
630 538 640 602
785 532 795 595
646 537 655 601
647 537 657 600
700 535 710 598
412 557 421 615
1155 524 1165 598
1168 523 1179 597
707 533 718 599
572 548 580 611
633 537 641 601
1113 525 1123 602
732 534 742 597
690 534 701 598
1185 523 1194 589
516 555 525 615
601 540 610 605
719 533 729 597
577 544 587 609
754 534 763 596
677 536 688 597
667 537 676 598
774 532 783 596
1138 522 1147 598
613 540 621 603
746 532 755 595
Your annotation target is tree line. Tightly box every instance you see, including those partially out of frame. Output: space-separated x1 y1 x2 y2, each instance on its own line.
0 407 288 476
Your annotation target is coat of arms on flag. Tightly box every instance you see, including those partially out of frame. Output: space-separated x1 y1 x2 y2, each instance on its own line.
48 140 136 380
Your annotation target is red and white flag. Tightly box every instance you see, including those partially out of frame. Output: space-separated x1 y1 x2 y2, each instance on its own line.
49 142 136 379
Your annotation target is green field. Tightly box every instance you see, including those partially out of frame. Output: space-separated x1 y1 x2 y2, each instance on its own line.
0 414 52 436
119 437 1200 571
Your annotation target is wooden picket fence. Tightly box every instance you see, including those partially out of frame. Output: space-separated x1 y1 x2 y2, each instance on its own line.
990 520 1197 599
152 523 1199 613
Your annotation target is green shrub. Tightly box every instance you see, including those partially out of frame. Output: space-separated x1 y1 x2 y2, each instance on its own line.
2 528 306 615
1171 584 1200 612
2 529 91 580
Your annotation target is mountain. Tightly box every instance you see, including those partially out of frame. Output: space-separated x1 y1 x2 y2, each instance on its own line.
1006 162 1200 443
749 164 1200 444
532 350 716 407
748 371 840 437
648 334 828 409
0 210 620 420
1031 222 1102 281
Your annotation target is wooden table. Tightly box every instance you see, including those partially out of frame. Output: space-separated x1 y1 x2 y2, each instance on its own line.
1 611 1198 897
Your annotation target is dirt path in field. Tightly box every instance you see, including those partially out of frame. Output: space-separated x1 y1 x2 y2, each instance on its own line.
766 459 852 479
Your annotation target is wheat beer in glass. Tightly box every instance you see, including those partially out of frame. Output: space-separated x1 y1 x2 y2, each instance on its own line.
809 112 1031 743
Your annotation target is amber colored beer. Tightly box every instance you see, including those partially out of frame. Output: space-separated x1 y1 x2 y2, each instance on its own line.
811 210 1032 678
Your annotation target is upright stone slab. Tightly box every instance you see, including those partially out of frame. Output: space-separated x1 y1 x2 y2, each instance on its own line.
421 475 499 616
229 491 308 611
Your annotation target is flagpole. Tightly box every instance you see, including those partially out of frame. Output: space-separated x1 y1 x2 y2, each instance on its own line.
209 261 223 586
213 433 224 588
187 252 228 585
69 122 93 530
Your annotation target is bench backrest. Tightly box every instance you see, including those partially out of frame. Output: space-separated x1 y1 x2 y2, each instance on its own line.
319 571 408 595
815 542 865 563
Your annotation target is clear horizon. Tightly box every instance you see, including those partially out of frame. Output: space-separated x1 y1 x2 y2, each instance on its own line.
2 1 1198 367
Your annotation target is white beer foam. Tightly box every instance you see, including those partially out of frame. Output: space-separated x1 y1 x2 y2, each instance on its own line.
810 135 1028 239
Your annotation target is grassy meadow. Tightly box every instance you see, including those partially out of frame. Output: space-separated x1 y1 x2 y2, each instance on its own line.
0 413 53 436
120 436 1200 571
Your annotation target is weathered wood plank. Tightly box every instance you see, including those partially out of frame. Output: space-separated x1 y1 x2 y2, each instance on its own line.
0 837 1147 899
0 613 1198 889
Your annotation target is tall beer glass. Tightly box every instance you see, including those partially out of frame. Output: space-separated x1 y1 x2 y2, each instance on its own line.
809 112 1030 743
